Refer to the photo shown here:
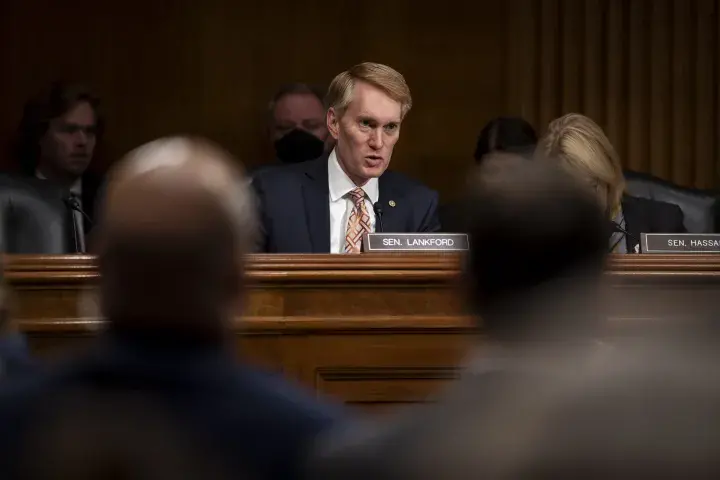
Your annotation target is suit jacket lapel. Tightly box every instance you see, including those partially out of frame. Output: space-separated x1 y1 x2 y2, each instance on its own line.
81 174 100 233
303 158 331 252
621 197 645 252
378 175 400 233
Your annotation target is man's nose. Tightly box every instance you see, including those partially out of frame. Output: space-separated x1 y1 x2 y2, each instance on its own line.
74 130 88 145
368 129 383 149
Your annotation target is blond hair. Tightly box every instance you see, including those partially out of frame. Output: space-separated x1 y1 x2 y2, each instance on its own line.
325 62 412 119
537 113 625 216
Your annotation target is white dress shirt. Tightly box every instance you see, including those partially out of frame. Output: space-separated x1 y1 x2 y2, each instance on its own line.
328 149 378 254
36 170 86 252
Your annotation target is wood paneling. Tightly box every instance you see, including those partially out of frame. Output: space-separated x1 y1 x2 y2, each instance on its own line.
0 0 506 200
0 0 718 200
506 0 720 189
6 254 720 409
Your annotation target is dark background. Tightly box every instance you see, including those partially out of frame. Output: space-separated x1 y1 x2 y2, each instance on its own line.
1 0 718 201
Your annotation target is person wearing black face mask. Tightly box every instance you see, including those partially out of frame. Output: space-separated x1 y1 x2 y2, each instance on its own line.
260 83 332 168
274 128 326 164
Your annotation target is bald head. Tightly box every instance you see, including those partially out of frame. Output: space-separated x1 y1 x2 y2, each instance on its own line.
99 137 255 343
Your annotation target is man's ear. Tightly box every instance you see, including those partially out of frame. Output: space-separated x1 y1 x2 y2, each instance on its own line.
327 108 340 140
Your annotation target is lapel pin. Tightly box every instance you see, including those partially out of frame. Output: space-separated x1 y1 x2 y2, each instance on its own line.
388 200 396 207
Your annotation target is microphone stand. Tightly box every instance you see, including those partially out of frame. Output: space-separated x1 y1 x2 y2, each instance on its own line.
65 199 80 253
64 196 93 253
66 196 94 227
373 202 384 232
609 221 638 253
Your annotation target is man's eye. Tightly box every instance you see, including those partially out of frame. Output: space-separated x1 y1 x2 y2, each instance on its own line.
385 123 398 132
360 120 371 127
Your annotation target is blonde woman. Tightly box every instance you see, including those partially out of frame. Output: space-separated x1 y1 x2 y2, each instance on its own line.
537 113 685 253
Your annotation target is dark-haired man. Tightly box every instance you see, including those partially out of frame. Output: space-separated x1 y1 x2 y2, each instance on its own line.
12 81 104 251
268 83 331 165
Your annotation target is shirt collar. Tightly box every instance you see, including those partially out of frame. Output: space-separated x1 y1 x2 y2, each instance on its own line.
327 149 379 203
36 169 82 196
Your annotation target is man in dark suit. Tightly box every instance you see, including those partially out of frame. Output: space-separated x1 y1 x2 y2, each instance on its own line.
0 137 344 480
253 62 440 253
11 81 105 252
306 155 615 480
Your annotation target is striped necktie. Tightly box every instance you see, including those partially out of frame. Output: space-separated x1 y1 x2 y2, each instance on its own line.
344 187 371 254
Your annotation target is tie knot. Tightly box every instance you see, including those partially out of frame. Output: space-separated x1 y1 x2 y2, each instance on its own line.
348 187 365 205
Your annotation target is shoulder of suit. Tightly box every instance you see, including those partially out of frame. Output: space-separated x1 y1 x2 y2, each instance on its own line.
623 195 682 215
381 170 437 198
251 158 323 182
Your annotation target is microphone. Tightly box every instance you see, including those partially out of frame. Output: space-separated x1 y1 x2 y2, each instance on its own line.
63 195 93 253
64 195 94 226
373 202 384 232
63 196 80 253
609 220 638 253
611 220 631 237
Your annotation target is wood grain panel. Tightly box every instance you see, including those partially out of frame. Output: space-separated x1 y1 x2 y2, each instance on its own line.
506 0 720 187
584 0 605 126
7 253 720 409
539 0 561 128
561 0 583 114
0 0 718 201
649 0 672 179
695 0 716 188
672 0 693 186
505 0 540 123
605 0 625 158
627 0 651 173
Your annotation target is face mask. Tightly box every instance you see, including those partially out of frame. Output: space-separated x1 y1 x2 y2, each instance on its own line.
274 129 325 164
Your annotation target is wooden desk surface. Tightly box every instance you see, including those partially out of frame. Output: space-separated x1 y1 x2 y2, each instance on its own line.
6 254 720 410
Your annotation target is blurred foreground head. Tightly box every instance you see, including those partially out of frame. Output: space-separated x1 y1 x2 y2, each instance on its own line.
407 336 720 480
97 137 255 345
462 153 609 338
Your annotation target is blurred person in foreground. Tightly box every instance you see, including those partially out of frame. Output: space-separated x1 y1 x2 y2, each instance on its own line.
0 262 34 379
536 113 685 253
17 388 241 480
307 153 615 480
0 137 344 480
440 116 538 232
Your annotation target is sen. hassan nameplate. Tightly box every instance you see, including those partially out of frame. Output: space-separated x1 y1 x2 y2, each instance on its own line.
641 233 720 253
